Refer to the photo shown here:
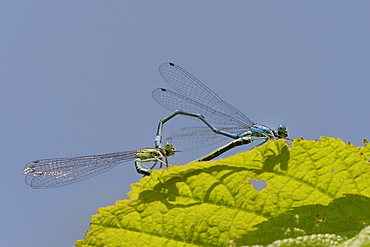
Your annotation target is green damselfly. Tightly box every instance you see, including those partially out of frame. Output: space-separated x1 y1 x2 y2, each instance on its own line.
23 143 175 189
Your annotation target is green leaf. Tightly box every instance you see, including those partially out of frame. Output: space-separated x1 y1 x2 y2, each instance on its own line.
341 225 370 247
76 137 370 247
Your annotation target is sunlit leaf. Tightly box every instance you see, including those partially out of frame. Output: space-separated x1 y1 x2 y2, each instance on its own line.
76 137 370 247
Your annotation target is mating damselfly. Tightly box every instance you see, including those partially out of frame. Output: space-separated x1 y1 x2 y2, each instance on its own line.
152 62 288 158
23 142 175 189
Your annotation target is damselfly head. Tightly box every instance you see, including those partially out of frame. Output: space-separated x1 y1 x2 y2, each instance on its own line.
163 142 177 156
276 124 288 139
164 142 174 150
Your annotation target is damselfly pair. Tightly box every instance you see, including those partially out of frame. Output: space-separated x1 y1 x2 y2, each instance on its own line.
23 62 288 188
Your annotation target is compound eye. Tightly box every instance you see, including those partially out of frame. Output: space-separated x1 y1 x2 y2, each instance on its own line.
277 125 288 138
164 142 173 150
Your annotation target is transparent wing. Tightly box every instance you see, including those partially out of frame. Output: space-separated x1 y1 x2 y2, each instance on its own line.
154 62 254 127
23 150 138 189
166 126 250 151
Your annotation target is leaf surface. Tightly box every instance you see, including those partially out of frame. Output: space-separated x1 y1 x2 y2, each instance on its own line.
76 137 370 247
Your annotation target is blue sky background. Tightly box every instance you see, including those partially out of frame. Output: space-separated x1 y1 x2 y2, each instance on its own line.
1 1 369 246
